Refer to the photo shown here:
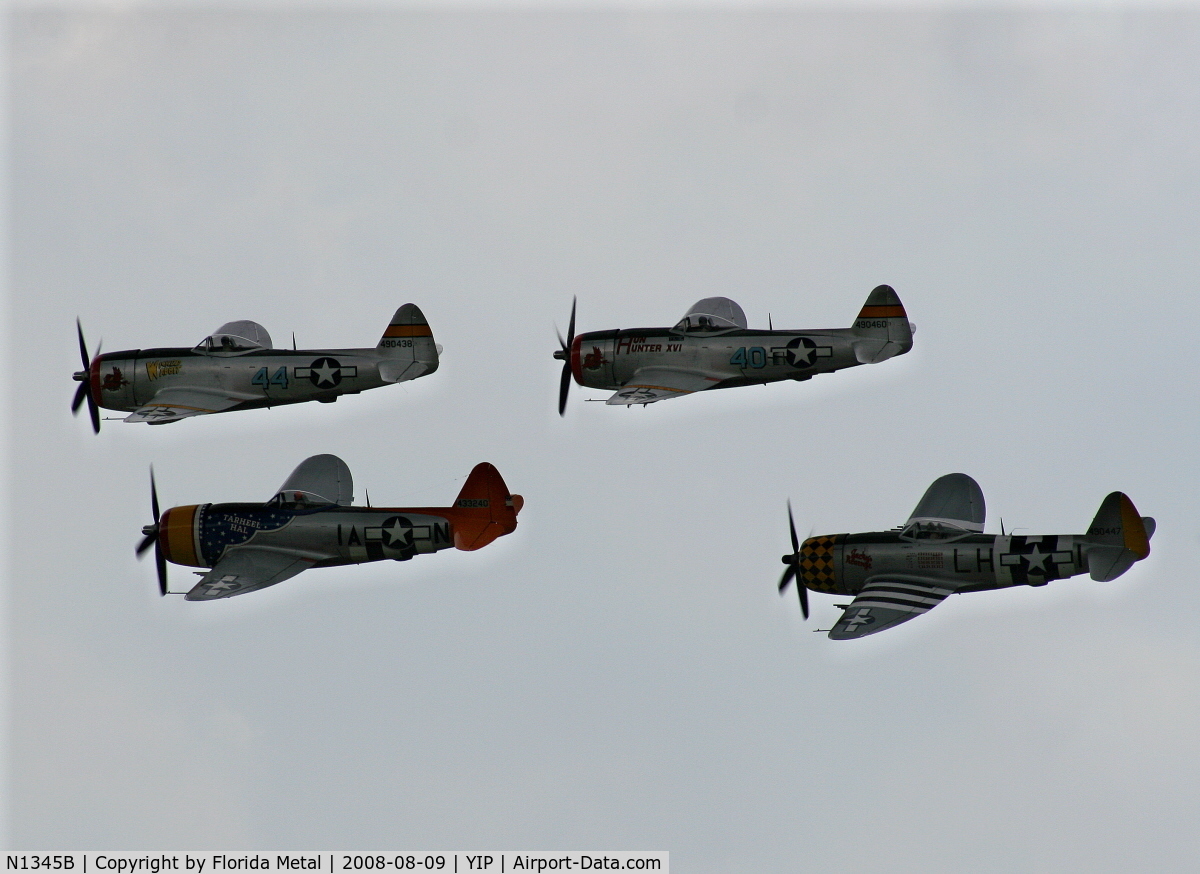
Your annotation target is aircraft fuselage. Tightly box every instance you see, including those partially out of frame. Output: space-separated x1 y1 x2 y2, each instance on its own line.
800 531 1095 597
90 346 400 418
570 326 888 394
158 501 460 571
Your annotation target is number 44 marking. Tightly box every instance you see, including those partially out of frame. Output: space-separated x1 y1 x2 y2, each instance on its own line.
252 366 289 390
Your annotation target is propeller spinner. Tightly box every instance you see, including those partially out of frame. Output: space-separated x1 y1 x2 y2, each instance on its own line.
778 500 809 619
71 319 101 433
135 468 169 596
552 297 577 416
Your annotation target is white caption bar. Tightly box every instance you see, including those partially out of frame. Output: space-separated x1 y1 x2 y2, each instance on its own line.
3 854 668 874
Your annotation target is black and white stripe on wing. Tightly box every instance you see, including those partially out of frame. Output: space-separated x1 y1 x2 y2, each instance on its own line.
852 579 955 614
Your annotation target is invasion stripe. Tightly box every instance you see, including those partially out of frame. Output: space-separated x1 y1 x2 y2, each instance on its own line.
383 324 434 338
857 305 907 318
860 584 953 599
855 595 944 611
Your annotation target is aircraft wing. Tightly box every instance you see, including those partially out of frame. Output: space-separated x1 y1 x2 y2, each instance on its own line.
606 368 720 406
275 454 354 505
905 473 986 532
124 387 257 424
185 546 328 601
828 576 956 640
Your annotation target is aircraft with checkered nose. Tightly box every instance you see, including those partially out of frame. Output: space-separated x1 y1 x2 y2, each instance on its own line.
71 304 440 430
553 285 913 413
779 474 1155 640
136 455 522 600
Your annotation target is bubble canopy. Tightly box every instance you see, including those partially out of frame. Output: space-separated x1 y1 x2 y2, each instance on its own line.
673 297 747 332
196 320 273 353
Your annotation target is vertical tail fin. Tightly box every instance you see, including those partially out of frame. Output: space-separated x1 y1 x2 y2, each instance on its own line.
851 285 914 364
449 462 523 551
1084 492 1153 581
377 303 440 382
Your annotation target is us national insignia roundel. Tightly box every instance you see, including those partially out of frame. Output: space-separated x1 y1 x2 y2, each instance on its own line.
784 337 835 369
294 357 359 389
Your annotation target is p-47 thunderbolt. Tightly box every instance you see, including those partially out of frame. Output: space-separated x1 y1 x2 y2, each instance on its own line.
779 473 1154 640
72 304 440 430
553 285 913 413
136 454 522 600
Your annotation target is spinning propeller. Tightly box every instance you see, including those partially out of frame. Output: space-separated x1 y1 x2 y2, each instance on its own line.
778 500 809 619
70 319 101 433
552 297 577 416
135 468 169 596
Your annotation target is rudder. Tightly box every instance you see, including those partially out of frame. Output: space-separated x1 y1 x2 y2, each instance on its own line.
851 285 914 364
1084 491 1153 581
377 303 440 382
450 462 523 551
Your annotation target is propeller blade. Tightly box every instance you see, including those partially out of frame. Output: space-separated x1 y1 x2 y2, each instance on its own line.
150 467 160 524
557 297 577 416
778 564 796 593
780 499 809 618
74 319 101 431
76 318 90 370
86 391 100 433
136 531 156 557
71 380 88 413
558 361 572 417
156 540 168 596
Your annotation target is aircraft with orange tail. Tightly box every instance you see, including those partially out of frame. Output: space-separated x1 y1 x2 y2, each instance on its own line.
779 473 1154 640
553 285 914 413
136 455 522 601
72 304 440 431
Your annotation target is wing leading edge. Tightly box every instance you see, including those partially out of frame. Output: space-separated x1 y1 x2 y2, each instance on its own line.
125 387 256 424
185 546 328 601
828 577 956 640
606 367 721 406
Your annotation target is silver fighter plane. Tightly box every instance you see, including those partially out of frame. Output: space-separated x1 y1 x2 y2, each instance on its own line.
136 454 522 601
779 473 1154 640
72 304 440 430
553 285 913 413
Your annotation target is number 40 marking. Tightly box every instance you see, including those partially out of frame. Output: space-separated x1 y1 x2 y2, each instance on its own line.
252 366 289 390
730 346 767 369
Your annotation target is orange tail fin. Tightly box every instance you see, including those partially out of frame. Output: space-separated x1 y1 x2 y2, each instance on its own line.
450 463 522 551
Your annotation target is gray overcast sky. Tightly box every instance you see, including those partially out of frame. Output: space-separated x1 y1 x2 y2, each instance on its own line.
6 6 1200 870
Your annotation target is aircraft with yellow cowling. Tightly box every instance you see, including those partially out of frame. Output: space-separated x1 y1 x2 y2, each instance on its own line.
137 455 522 601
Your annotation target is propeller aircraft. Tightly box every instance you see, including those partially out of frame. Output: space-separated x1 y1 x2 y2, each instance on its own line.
72 304 441 430
136 454 522 600
554 285 913 413
779 473 1155 640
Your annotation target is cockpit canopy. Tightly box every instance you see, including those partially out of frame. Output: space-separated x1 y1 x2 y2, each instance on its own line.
195 320 273 354
673 297 747 333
